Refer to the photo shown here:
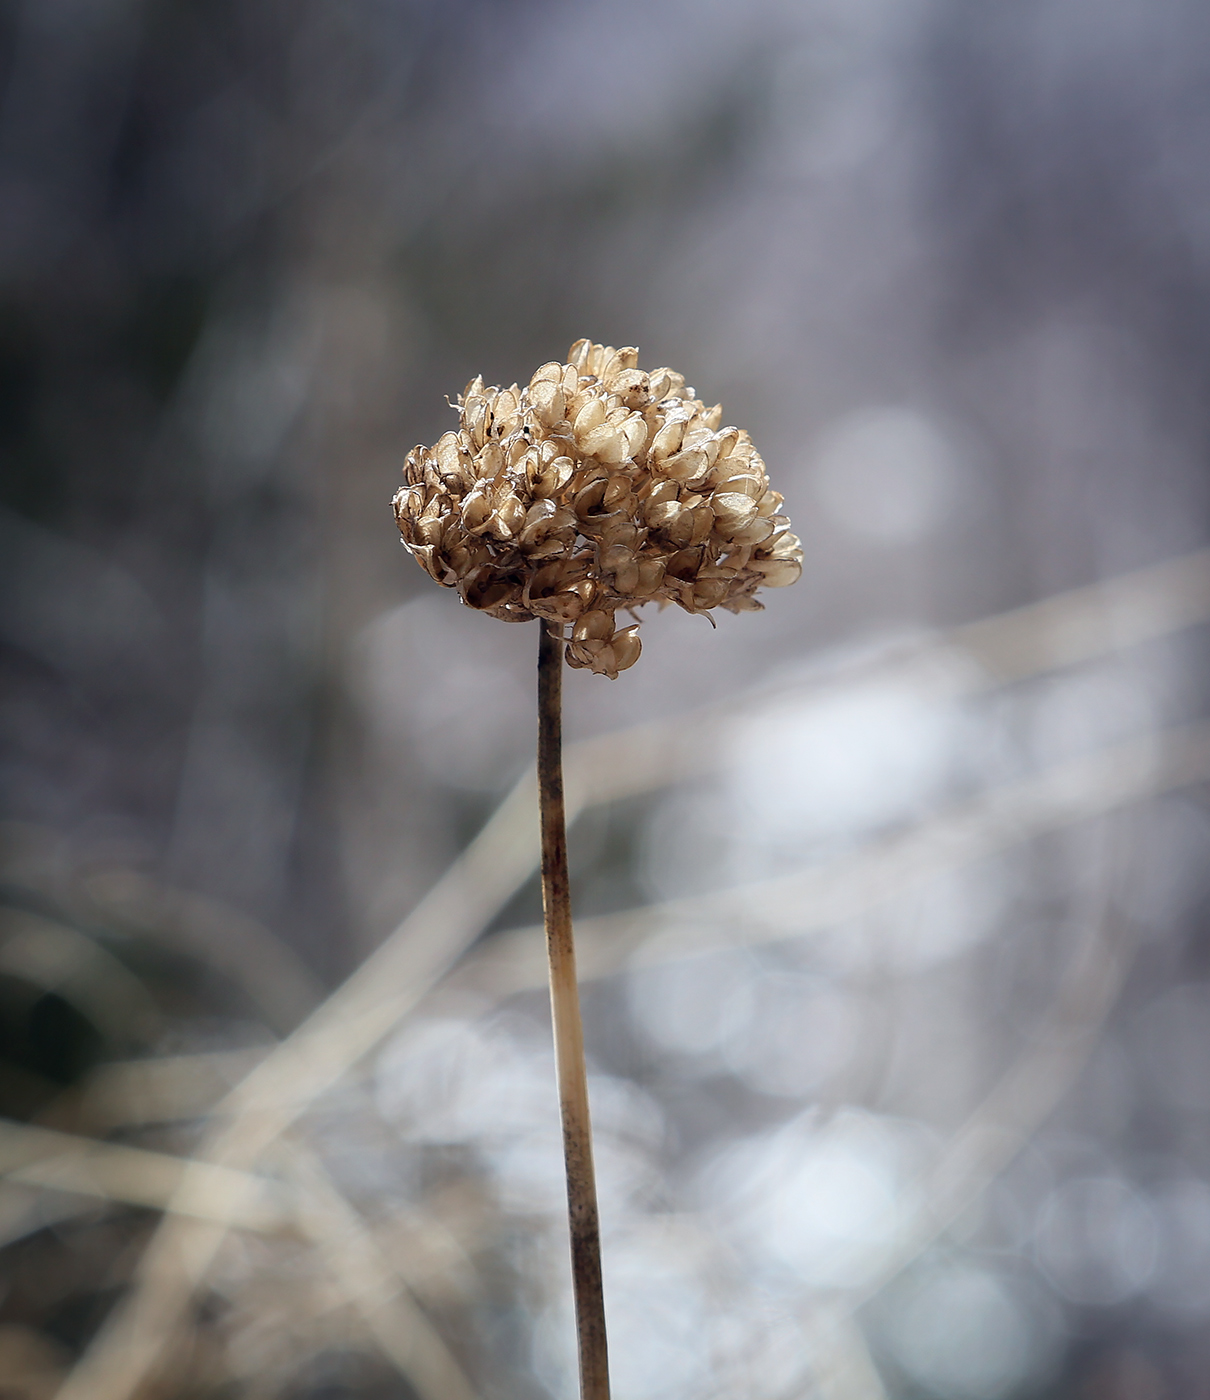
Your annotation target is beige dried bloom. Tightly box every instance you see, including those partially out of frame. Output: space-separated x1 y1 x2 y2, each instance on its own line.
393 339 802 677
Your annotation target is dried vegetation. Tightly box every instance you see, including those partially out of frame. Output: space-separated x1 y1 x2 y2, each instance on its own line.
393 340 802 676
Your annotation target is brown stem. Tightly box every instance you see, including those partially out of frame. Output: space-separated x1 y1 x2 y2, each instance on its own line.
537 619 610 1400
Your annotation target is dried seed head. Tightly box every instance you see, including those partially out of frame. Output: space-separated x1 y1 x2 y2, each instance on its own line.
392 340 802 677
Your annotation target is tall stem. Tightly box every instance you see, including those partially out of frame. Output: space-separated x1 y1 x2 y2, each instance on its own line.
537 620 610 1400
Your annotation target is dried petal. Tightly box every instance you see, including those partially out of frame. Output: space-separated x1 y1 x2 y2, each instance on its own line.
529 378 566 427
660 448 707 482
651 418 685 459
710 492 760 532
753 556 803 588
573 396 607 439
580 423 626 463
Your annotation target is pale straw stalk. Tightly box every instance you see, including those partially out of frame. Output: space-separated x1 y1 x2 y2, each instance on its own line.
538 617 610 1399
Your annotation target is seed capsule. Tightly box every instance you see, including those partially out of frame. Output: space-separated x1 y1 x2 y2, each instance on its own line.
391 340 802 674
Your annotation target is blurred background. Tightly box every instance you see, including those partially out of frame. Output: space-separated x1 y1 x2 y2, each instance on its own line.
2 0 1210 1396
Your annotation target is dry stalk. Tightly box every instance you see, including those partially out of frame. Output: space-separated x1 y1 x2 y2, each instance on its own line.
537 619 610 1400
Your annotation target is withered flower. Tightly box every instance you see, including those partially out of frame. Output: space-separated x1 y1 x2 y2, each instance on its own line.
393 340 802 677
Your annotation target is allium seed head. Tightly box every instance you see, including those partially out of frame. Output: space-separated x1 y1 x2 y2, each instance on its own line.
393 340 802 677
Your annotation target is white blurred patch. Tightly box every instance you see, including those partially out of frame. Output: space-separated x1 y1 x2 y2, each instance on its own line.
709 1306 812 1397
883 1263 1058 1399
628 953 865 1096
1147 1179 1210 1315
626 949 757 1062
374 1016 555 1144
1026 665 1162 768
697 1109 931 1290
811 407 968 542
642 648 984 899
1033 1177 1157 1305
720 972 860 1098
879 861 1014 972
727 681 963 851
374 1016 665 1216
604 1226 713 1400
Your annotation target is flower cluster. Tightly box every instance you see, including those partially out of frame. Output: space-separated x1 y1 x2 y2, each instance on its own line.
393 340 802 677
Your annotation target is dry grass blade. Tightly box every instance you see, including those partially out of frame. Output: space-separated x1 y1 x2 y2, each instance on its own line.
285 1148 477 1400
447 719 1210 997
949 546 1210 683
79 874 326 1036
0 912 160 1046
77 1049 272 1130
0 1186 96 1251
47 820 550 1400
4 1119 476 1400
806 1310 892 1400
552 546 1210 821
0 1120 290 1234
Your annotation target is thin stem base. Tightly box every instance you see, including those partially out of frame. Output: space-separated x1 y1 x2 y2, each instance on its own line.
537 620 610 1400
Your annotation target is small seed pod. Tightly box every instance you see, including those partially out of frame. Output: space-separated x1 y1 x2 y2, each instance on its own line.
392 340 802 676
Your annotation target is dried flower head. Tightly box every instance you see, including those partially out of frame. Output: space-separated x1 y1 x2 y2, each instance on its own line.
393 340 802 677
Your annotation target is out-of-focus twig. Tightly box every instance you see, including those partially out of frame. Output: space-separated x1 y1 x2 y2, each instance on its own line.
948 547 1210 684
556 548 1210 811
803 1310 891 1400
0 1118 477 1400
0 911 160 1046
450 719 1210 995
79 873 325 1037
0 1119 290 1234
0 1185 103 1250
285 1148 478 1400
78 1049 271 1129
